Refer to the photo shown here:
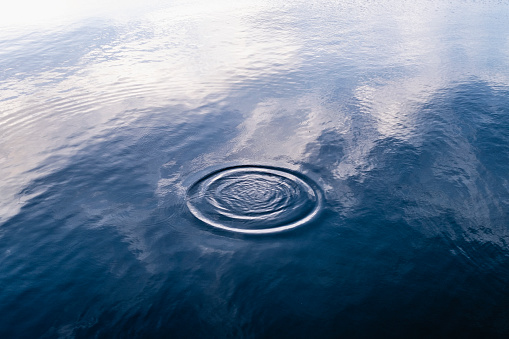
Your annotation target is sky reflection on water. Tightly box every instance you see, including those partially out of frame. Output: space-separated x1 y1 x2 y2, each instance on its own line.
1 0 509 337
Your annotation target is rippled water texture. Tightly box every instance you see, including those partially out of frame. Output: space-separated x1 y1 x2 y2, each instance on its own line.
187 166 322 234
1 0 509 337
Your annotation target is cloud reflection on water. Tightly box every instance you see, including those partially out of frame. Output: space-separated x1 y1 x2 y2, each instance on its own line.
1 1 509 337
1 0 509 256
0 0 303 221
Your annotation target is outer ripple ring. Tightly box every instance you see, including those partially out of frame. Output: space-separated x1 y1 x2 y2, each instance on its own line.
186 165 323 234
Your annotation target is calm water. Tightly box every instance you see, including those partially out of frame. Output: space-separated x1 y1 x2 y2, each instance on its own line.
1 0 509 337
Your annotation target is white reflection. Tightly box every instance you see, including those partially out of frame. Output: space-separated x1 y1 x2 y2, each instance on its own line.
0 0 302 222
225 95 346 162
1 0 508 258
0 0 162 32
337 0 509 184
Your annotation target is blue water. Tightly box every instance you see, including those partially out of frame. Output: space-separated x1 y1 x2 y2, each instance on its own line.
1 0 509 337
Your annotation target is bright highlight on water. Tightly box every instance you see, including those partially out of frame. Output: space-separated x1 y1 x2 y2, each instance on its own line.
187 166 322 234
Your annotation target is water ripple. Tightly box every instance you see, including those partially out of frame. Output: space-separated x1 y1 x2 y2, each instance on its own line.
186 165 323 234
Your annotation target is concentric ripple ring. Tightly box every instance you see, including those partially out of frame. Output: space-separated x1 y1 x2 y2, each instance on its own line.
186 165 323 234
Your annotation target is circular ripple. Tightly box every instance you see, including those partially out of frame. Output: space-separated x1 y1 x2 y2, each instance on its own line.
186 165 323 234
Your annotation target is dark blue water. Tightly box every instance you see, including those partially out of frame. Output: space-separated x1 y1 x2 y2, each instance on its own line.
1 1 509 337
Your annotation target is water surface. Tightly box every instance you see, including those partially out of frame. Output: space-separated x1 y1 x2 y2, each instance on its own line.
1 0 509 337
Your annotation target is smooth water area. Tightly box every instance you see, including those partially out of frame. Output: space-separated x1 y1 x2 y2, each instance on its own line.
1 0 509 337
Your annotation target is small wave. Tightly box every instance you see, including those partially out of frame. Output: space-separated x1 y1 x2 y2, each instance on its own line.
186 165 323 234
